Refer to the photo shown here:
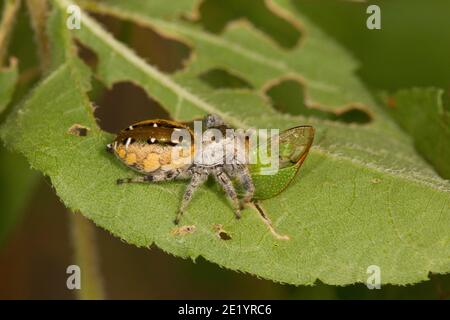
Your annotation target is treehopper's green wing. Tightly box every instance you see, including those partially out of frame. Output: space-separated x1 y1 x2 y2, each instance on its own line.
250 125 315 200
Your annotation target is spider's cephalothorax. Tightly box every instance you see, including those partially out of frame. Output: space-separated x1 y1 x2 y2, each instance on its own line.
107 114 255 224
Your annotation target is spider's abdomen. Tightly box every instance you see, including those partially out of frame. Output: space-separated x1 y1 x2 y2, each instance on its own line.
108 119 194 174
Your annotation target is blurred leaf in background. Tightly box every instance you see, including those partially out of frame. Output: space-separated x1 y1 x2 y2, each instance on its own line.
386 88 450 178
295 0 450 91
0 147 38 246
0 58 18 113
0 0 40 246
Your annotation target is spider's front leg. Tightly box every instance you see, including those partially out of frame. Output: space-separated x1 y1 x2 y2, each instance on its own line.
175 171 209 224
213 168 241 220
233 165 255 208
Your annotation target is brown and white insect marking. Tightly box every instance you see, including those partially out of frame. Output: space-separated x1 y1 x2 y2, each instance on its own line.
107 119 194 175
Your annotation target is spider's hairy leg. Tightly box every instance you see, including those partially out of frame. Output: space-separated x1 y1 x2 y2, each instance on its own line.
233 165 255 208
116 169 184 185
117 175 153 184
213 169 241 220
175 171 208 224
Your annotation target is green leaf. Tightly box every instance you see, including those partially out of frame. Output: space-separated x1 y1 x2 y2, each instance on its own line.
386 88 450 179
1 0 450 286
293 0 450 91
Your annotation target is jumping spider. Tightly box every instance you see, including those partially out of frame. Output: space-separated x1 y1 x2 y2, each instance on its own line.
107 114 255 224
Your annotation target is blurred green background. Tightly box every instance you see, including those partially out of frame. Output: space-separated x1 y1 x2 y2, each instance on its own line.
1 0 449 299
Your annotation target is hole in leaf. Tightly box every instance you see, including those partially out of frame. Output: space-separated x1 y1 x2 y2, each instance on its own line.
76 40 99 71
196 0 302 49
90 13 192 73
266 79 372 124
337 109 372 124
67 124 90 137
90 80 170 134
218 231 232 241
199 68 254 89
213 224 232 240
